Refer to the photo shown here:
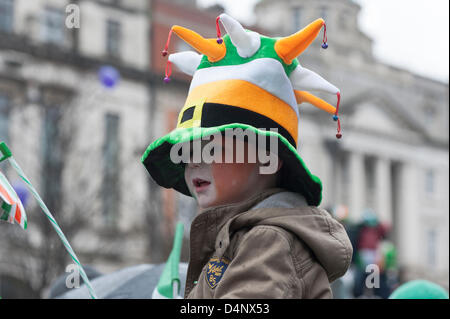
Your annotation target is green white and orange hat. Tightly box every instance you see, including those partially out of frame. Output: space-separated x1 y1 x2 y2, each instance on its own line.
141 14 342 206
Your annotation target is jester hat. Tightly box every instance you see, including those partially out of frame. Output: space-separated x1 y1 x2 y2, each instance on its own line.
141 14 342 206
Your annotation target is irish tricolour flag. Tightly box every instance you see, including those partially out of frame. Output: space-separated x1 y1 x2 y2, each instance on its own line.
0 171 27 229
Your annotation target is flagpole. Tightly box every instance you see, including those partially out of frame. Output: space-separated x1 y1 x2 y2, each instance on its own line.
0 142 98 299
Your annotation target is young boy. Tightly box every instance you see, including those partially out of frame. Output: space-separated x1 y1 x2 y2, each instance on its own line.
141 14 352 298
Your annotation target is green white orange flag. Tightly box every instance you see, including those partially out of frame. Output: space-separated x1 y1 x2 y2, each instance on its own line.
0 170 27 229
0 141 98 299
152 222 184 299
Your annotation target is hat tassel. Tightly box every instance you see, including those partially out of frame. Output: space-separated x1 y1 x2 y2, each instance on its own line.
216 16 223 44
334 92 342 139
162 29 174 82
321 22 328 49
294 90 343 139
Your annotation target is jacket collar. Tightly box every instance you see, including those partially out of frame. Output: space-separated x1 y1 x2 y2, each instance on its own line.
212 190 307 259
185 188 284 296
190 187 286 242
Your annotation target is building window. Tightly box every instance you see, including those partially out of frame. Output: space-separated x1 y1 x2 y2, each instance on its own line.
0 94 10 144
42 7 65 44
102 113 120 225
0 0 14 33
106 19 121 58
292 6 302 31
425 169 435 195
41 106 63 213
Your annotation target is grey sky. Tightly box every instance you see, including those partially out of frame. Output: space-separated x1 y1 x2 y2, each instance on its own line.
197 0 449 83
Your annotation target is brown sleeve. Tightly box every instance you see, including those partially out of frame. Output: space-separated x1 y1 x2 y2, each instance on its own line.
214 226 302 299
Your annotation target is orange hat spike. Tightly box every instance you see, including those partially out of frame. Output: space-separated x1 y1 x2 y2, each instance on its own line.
295 90 342 139
294 90 336 114
171 25 226 63
275 18 325 65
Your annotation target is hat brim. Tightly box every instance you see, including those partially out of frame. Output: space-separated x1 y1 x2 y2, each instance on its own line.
141 123 322 206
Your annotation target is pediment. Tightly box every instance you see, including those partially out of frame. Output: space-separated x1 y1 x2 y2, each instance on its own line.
344 92 427 139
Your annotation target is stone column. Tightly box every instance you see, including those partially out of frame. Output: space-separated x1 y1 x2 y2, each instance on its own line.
375 157 392 225
349 151 365 222
396 162 420 272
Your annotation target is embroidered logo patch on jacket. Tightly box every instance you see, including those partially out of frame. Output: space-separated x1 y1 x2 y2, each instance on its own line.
205 257 229 289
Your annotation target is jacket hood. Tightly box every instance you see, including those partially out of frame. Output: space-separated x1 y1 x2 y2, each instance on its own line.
223 191 353 282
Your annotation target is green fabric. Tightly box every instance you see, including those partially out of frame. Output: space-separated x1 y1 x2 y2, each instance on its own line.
155 222 184 298
197 34 299 76
389 280 449 299
381 242 397 270
362 210 378 227
1 201 11 215
141 123 323 206
1 210 10 221
0 142 12 163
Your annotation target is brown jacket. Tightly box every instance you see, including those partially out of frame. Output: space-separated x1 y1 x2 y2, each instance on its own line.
184 188 353 299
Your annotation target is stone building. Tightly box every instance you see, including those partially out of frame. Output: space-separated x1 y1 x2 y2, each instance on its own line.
255 0 449 288
0 0 152 297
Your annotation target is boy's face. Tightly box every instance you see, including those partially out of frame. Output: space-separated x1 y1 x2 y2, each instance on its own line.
184 135 280 209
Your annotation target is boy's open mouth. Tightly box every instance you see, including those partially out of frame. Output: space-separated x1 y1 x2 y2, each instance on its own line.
192 178 211 192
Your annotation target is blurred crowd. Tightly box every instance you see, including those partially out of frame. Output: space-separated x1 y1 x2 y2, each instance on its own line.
330 207 399 299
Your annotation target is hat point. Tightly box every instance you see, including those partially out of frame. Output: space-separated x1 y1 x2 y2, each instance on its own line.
275 18 326 64
171 25 226 62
